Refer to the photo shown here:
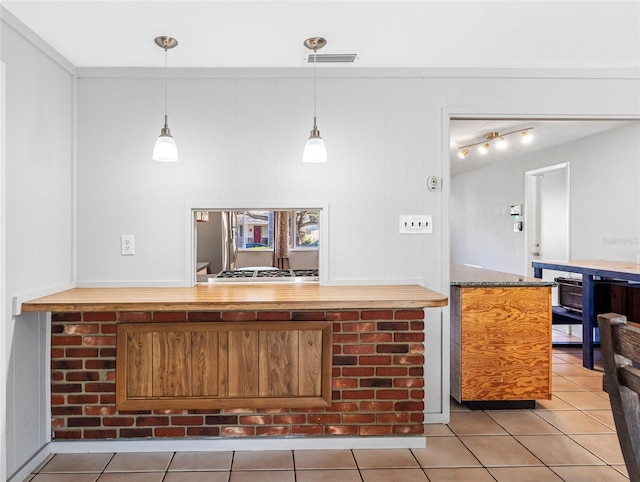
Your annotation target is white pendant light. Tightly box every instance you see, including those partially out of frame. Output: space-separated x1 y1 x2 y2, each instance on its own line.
152 36 179 162
302 37 327 163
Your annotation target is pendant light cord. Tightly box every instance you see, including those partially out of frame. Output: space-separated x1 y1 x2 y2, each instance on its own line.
313 46 317 129
163 46 168 127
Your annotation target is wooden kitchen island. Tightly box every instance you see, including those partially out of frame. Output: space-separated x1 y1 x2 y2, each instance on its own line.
450 265 553 409
22 284 447 442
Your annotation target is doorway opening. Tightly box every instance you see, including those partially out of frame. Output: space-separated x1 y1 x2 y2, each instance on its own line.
449 118 636 276
524 162 570 279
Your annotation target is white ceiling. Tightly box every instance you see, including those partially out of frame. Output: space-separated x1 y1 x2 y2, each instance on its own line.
450 119 636 176
2 1 638 176
2 0 639 69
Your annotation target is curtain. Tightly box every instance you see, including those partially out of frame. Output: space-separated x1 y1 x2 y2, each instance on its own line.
273 211 290 270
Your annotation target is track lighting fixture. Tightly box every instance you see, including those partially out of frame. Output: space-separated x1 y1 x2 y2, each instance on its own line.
457 127 534 159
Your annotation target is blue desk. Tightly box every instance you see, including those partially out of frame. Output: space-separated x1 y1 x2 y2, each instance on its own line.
532 260 640 369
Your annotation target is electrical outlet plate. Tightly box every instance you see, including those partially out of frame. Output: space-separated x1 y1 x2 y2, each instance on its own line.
399 215 433 234
121 234 135 255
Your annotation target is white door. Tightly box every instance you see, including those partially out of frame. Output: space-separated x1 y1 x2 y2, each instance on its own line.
524 163 570 284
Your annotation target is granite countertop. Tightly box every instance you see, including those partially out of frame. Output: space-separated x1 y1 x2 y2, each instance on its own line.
451 264 555 287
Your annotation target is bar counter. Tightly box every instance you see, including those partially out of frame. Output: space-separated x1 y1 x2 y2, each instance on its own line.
23 283 448 443
21 283 448 313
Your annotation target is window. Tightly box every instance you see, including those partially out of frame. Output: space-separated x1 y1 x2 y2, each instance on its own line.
235 210 320 251
237 211 273 250
192 205 323 283
293 210 320 249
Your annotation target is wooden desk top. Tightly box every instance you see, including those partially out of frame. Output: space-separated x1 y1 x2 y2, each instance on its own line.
532 260 640 282
21 284 448 313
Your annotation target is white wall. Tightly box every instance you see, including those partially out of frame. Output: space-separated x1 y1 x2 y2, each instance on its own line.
75 70 640 423
75 74 438 287
1 8 75 480
75 73 640 288
451 122 640 274
0 58 6 482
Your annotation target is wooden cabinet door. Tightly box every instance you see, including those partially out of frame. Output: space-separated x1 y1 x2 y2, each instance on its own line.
116 321 332 410
460 287 551 401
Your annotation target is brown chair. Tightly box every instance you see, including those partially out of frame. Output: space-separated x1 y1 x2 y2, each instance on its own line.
597 313 640 482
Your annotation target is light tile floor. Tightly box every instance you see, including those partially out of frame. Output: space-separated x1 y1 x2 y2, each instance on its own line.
25 342 630 482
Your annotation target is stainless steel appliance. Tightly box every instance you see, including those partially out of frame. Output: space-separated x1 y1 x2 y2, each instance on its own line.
209 268 319 283
555 276 611 313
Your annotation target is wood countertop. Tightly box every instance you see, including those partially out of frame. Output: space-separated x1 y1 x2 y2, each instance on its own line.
21 284 448 313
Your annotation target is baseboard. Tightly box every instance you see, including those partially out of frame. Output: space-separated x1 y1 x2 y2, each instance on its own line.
50 436 426 454
7 444 51 482
424 412 449 424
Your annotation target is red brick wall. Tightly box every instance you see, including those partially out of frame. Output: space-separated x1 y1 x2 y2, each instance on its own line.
51 309 425 439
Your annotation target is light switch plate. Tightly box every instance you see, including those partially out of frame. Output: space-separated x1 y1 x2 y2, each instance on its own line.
399 215 433 234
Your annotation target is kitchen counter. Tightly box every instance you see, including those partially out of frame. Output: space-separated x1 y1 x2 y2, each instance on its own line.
450 264 552 408
21 284 447 312
451 264 554 287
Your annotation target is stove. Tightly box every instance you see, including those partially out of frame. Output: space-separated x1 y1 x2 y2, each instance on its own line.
208 268 318 283
256 269 293 278
215 270 256 279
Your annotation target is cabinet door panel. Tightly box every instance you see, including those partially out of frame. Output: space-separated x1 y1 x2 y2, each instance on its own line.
259 330 298 397
459 287 551 401
153 331 191 397
192 331 219 397
299 330 323 396
125 331 153 398
228 330 259 397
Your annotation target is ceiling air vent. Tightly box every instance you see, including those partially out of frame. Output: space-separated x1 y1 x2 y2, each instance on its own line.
307 53 358 63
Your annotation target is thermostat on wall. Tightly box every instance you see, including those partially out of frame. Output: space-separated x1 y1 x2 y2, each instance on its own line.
510 204 522 216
